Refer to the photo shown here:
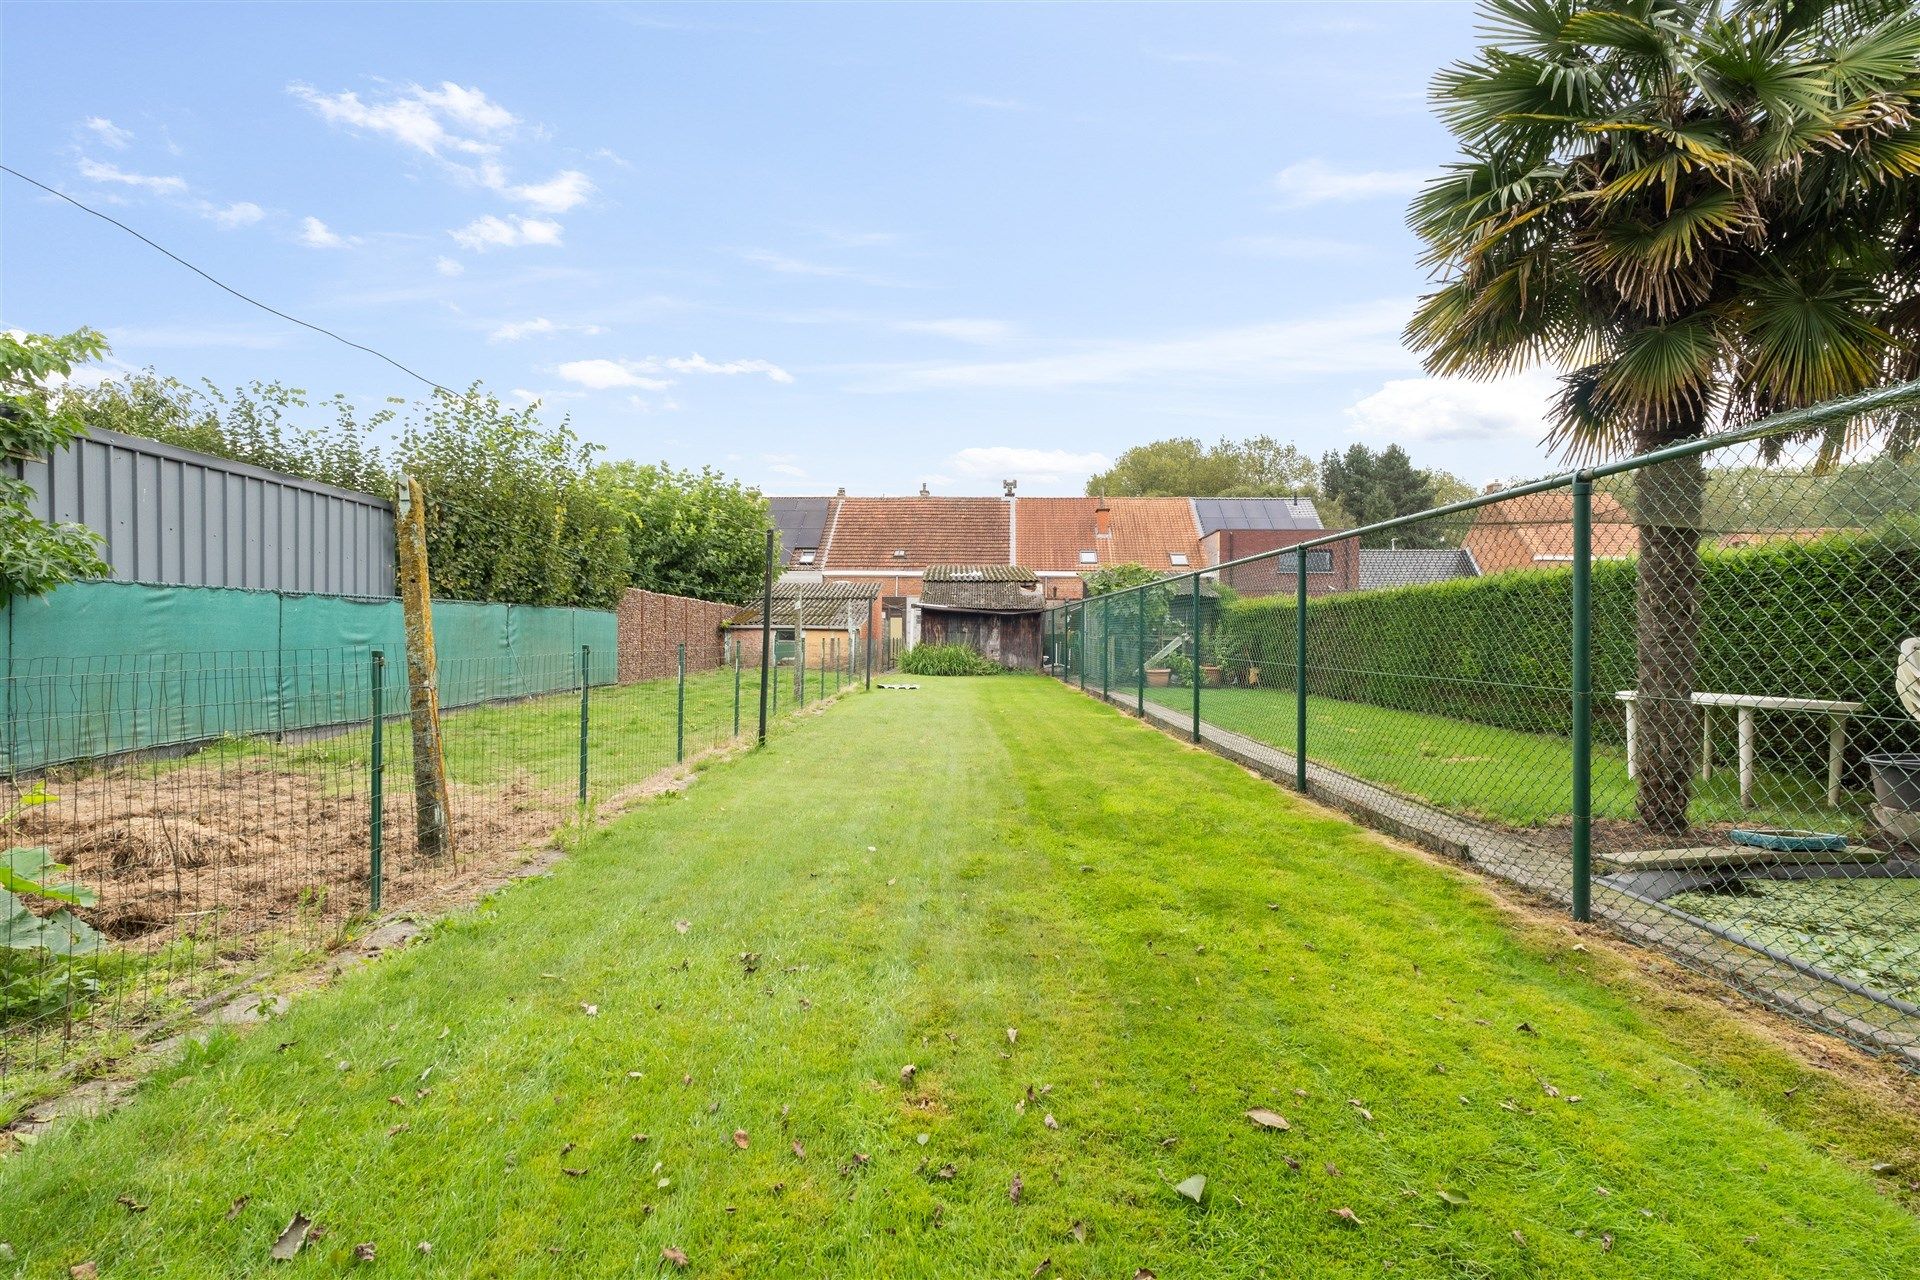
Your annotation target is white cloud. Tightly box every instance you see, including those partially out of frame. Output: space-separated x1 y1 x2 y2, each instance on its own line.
480 165 594 213
1343 372 1560 445
83 117 133 149
738 248 848 277
449 214 563 251
874 300 1411 391
554 359 677 391
289 81 516 157
1226 234 1371 260
489 317 606 342
208 201 265 228
896 318 1015 345
435 255 465 277
75 157 187 195
555 353 794 390
298 216 354 249
944 446 1112 488
768 462 808 478
1271 159 1428 208
627 394 682 414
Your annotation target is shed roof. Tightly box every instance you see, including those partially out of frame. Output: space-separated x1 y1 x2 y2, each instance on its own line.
725 579 877 628
926 563 1038 583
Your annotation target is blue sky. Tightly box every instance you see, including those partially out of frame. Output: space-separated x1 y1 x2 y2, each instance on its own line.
2 1 1561 497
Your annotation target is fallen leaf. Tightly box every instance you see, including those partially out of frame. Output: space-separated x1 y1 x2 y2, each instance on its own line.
1324 1163 1342 1177
580 1003 598 1017
733 1130 750 1150
917 1133 930 1145
1512 1230 1528 1246
1281 1155 1301 1171
1245 1109 1290 1131
1347 1099 1373 1121
226 1195 251 1220
417 1242 433 1255
1517 1022 1538 1036
1069 1220 1088 1243
1436 1188 1469 1207
70 1266 98 1280
1600 1232 1614 1254
662 1245 690 1268
1174 1174 1206 1203
1044 1113 1059 1130
388 1095 405 1106
117 1194 148 1213
1007 1027 1018 1045
1031 1260 1052 1277
1331 1206 1363 1225
901 1064 917 1084
673 920 690 934
387 1123 410 1137
634 1134 650 1145
562 1167 587 1178
1134 1271 1157 1280
352 1242 376 1263
1871 1162 1897 1175
269 1212 313 1261
791 1141 806 1159
1010 1174 1024 1204
1542 1083 1561 1099
936 1163 957 1179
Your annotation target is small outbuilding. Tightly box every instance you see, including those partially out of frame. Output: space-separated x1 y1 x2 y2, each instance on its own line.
913 564 1046 669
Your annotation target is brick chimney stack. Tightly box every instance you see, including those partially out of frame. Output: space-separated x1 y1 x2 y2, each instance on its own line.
919 482 930 498
1094 497 1111 537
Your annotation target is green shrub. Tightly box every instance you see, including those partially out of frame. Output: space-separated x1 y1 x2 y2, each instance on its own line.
1215 525 1920 775
900 644 1002 677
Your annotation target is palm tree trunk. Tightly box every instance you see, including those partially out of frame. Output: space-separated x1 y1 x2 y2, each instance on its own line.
1632 429 1706 835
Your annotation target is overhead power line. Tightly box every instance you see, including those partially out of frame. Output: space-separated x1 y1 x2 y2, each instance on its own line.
2 164 456 396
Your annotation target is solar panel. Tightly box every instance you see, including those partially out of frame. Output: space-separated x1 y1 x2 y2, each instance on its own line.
769 496 830 550
1192 497 1321 535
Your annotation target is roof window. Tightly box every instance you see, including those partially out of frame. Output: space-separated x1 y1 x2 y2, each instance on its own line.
1169 552 1189 567
1078 551 1098 564
798 549 816 564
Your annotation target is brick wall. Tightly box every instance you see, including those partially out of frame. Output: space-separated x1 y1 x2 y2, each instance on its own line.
615 588 734 683
1203 529 1359 598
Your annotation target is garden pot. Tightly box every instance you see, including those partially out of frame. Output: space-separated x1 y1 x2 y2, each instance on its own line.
1146 667 1173 688
1865 753 1920 812
1200 664 1223 687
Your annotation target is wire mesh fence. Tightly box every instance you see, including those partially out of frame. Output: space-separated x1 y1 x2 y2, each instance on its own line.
1 626 867 1092
1044 386 1920 1066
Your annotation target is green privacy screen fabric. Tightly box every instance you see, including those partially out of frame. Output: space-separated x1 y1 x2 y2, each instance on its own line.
3 581 616 771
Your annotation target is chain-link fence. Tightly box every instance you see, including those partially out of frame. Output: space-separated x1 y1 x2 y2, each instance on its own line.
1044 384 1920 1066
1 628 867 1092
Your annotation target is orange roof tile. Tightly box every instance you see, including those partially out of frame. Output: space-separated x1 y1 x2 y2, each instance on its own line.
821 497 1010 570
1015 497 1201 573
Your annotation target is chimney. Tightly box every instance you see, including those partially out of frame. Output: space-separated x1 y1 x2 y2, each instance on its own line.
919 482 930 498
1094 496 1111 538
1003 478 1017 497
836 486 846 497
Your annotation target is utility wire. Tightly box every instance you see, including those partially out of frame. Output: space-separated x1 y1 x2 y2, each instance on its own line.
2 164 456 396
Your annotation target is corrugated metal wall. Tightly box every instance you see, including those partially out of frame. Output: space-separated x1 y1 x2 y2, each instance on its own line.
21 427 396 596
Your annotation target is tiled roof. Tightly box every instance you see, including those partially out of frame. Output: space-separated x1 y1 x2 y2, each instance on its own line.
821 497 1009 570
1357 548 1479 591
1463 489 1638 572
926 564 1038 583
1014 497 1202 573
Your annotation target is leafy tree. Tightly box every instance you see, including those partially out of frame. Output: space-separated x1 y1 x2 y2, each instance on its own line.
592 461 773 603
1406 0 1920 832
1082 563 1168 596
1086 435 1318 497
0 329 112 603
1320 444 1474 547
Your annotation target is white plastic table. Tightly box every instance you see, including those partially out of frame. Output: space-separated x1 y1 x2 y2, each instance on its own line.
1615 691 1864 809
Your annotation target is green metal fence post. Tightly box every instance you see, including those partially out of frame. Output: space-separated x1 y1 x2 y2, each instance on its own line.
370 649 385 913
1295 546 1308 792
1570 478 1593 923
1190 572 1202 743
1135 589 1146 716
578 645 591 812
757 528 774 745
1101 602 1110 703
676 642 686 764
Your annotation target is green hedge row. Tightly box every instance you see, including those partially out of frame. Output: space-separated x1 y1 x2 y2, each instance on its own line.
1216 526 1920 773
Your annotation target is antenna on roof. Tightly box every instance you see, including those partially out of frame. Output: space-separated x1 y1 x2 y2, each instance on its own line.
919 482 930 498
1003 478 1017 497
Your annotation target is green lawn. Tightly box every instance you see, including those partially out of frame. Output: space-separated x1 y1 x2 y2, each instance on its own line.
4 676 1917 1277
1140 684 1858 832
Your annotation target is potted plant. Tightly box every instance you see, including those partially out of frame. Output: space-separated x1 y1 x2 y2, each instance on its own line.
1146 665 1173 687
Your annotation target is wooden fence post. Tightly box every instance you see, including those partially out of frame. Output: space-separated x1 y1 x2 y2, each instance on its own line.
396 474 454 860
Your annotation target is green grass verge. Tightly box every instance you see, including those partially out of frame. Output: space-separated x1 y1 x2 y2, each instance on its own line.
3 676 1917 1277
1144 684 1858 831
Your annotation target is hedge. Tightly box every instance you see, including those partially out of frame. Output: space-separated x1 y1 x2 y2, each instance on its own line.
1215 525 1920 775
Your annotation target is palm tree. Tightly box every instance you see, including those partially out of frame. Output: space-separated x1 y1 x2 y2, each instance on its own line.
1407 0 1920 832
